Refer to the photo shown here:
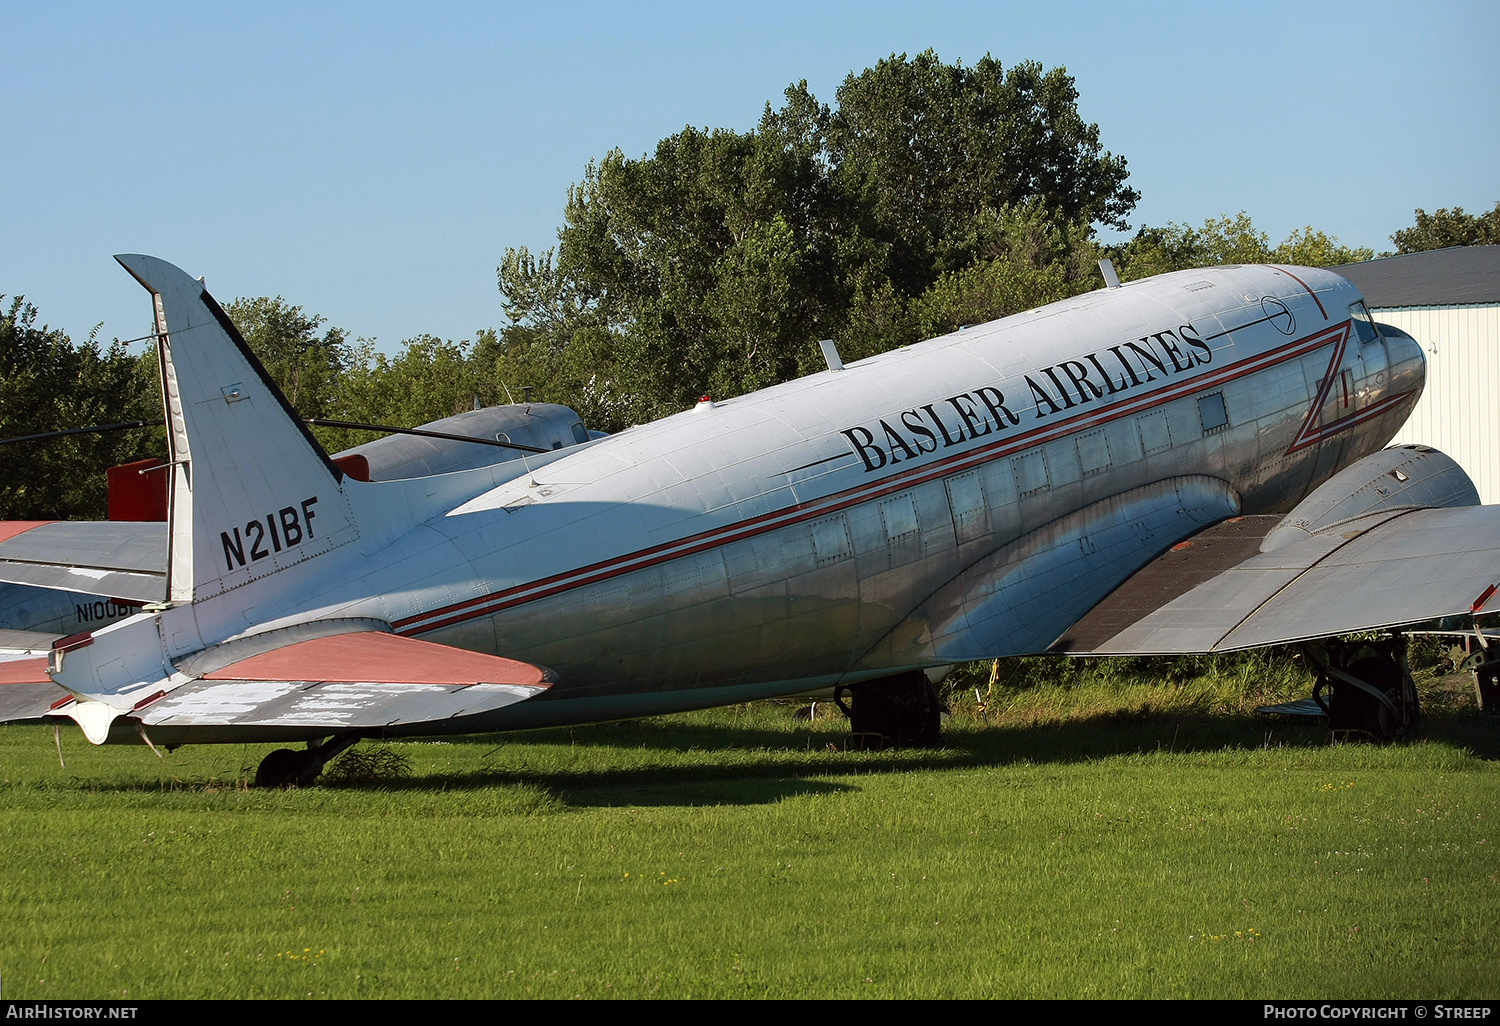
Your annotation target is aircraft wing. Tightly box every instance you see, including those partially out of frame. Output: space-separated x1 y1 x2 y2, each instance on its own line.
0 521 166 603
1052 445 1499 655
1054 504 1500 655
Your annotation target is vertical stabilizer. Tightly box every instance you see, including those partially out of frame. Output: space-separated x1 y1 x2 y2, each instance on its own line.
114 255 359 603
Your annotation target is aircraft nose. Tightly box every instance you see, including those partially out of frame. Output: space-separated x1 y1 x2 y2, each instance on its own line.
1380 323 1426 407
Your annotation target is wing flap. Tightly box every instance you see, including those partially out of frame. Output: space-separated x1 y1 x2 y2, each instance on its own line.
1050 515 1279 653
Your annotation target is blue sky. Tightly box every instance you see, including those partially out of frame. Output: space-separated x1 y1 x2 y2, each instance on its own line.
3 1 1496 352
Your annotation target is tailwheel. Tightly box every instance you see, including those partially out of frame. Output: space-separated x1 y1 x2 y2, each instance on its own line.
254 733 362 788
1308 637 1420 742
833 669 948 748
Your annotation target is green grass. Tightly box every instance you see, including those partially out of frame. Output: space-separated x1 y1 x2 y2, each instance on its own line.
1 658 1497 999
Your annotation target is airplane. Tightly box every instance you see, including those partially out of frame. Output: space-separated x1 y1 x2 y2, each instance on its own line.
2 252 1497 786
0 399 599 638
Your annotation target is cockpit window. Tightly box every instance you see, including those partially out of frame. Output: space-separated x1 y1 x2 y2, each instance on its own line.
1349 302 1380 345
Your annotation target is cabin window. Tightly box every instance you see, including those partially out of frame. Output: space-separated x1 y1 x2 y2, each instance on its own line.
1077 429 1111 475
1013 451 1049 495
571 422 589 444
1197 393 1229 433
1138 409 1172 454
811 516 852 565
1349 302 1380 345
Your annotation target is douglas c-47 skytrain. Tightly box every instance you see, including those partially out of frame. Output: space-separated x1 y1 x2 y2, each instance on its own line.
2 253 1496 785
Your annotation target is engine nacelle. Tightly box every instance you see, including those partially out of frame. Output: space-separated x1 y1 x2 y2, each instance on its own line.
1262 445 1479 553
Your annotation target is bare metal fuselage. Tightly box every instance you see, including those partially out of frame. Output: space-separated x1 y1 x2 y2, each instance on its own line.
225 264 1423 732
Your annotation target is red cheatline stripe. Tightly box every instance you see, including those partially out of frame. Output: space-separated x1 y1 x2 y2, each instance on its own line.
397 323 1352 635
1285 324 1352 453
1287 391 1414 455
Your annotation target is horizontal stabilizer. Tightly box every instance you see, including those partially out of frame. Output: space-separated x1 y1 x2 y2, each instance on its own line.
0 629 64 654
118 631 552 742
0 653 68 723
0 521 166 603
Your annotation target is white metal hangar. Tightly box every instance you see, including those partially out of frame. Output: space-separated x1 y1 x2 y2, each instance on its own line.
1335 246 1500 502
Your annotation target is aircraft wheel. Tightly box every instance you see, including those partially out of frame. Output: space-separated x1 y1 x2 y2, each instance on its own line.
1327 653 1411 742
255 747 324 788
835 671 947 747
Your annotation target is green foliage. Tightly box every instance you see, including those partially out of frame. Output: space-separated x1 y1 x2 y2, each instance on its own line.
502 51 1138 423
0 298 162 520
906 204 1101 340
1390 201 1500 253
321 745 412 786
342 335 487 424
825 53 1137 280
495 249 630 430
532 118 842 423
223 296 352 420
1272 225 1375 268
1112 212 1373 280
220 298 515 452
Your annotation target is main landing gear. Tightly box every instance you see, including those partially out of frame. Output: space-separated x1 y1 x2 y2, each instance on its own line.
254 733 361 788
1306 637 1421 742
833 669 948 748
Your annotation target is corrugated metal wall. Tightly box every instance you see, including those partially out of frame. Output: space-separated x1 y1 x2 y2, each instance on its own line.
1381 304 1500 502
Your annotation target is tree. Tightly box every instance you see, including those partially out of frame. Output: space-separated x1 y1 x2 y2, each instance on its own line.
0 297 161 520
337 334 492 434
1112 212 1372 280
1390 202 1500 253
824 53 1137 291
223 296 352 421
491 249 630 429
500 52 1136 422
1271 226 1374 268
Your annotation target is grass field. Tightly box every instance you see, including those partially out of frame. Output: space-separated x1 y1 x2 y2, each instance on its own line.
1 653 1497 999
